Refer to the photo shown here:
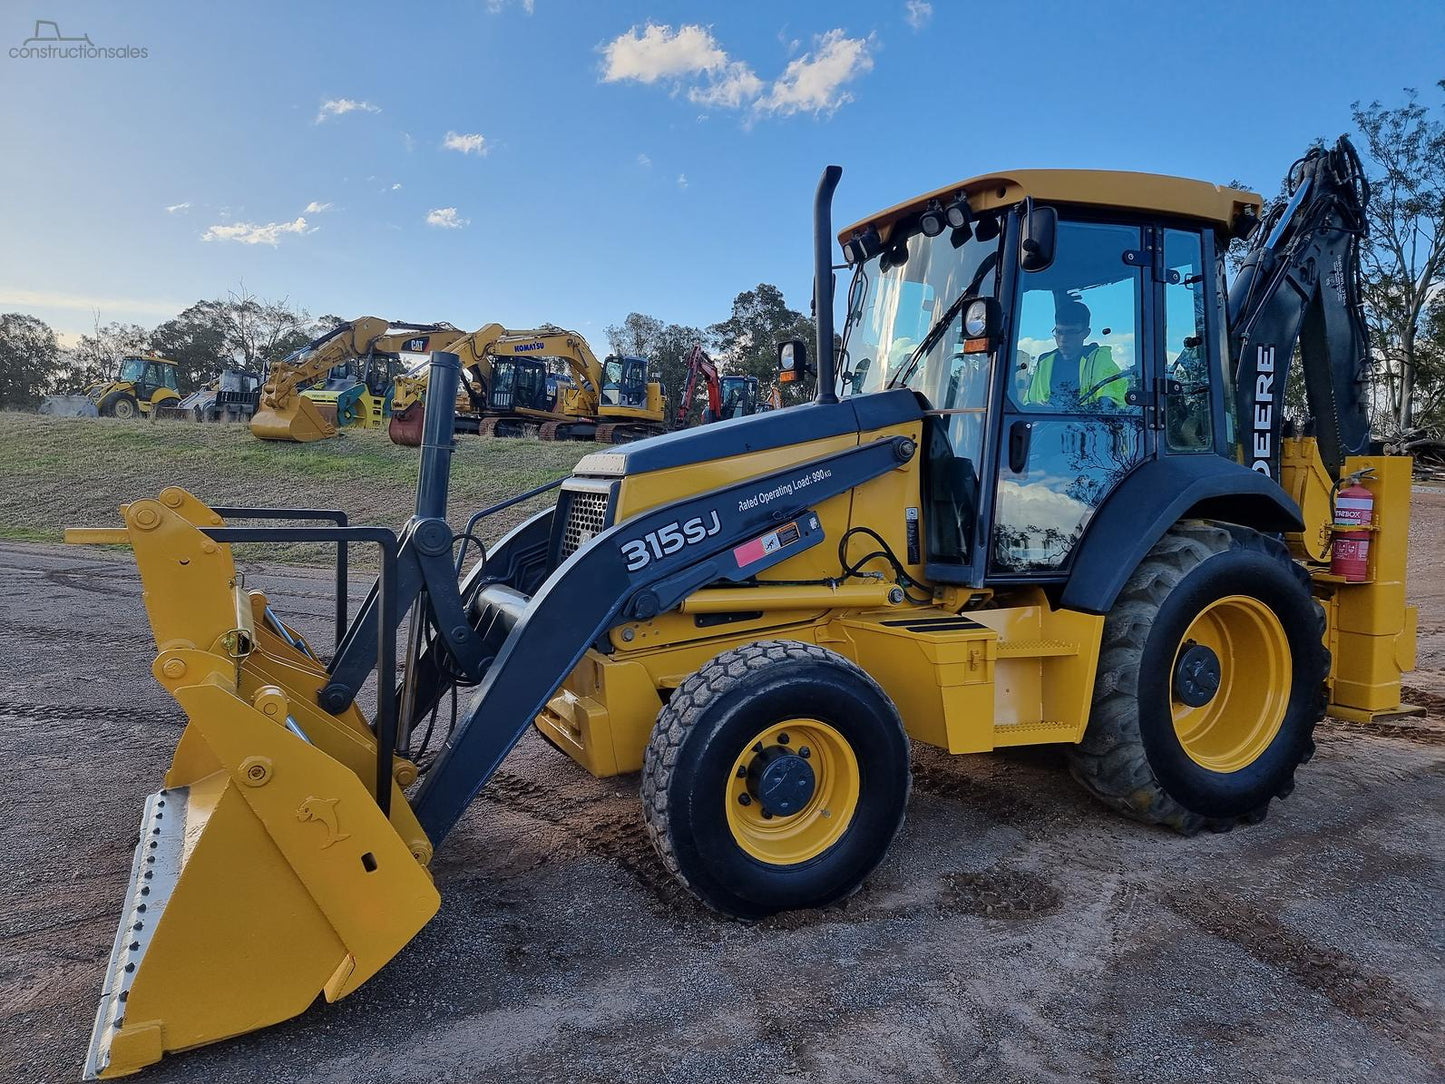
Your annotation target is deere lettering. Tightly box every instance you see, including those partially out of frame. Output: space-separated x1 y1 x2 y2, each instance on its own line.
1252 345 1275 476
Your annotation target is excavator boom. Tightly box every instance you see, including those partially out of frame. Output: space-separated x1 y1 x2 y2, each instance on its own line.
251 318 458 442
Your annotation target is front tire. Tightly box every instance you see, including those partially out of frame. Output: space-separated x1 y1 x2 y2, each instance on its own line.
109 395 138 420
1068 522 1328 833
642 641 910 918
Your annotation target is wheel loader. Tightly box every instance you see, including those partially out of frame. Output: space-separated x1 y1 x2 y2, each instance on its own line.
40 354 183 419
68 138 1417 1078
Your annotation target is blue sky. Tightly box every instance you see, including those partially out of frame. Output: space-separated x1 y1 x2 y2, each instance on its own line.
2 0 1442 350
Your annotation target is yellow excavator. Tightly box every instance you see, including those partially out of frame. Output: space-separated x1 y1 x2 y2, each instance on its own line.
71 139 1417 1077
388 323 667 446
250 318 459 442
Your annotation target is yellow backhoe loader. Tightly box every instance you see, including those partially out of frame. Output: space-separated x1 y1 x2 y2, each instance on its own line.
40 354 183 419
70 139 1417 1078
250 318 459 441
388 323 667 446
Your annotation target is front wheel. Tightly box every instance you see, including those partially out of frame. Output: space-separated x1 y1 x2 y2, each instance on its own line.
1068 522 1329 833
109 395 139 420
642 641 910 918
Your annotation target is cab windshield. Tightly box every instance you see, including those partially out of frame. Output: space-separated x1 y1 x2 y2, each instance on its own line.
119 357 145 382
838 224 1000 404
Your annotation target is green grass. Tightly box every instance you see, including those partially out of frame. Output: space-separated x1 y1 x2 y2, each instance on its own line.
0 413 594 567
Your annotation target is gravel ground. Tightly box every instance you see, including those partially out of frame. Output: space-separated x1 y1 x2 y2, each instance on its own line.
1 493 1442 1084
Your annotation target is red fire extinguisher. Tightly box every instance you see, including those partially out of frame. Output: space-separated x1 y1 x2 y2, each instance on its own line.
1330 471 1375 582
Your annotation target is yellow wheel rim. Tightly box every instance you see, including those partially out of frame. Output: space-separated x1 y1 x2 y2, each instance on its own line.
724 719 860 865
1171 595 1291 773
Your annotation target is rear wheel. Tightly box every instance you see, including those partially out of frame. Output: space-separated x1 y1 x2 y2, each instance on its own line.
642 641 910 918
1068 522 1328 833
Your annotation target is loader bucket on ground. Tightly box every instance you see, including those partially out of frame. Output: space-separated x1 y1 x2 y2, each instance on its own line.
39 394 99 417
71 493 439 1077
250 395 336 441
387 403 425 446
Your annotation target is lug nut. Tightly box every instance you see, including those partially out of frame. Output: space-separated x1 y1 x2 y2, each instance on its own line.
738 794 752 806
736 766 747 778
753 742 764 754
761 810 773 820
799 746 811 759
778 733 789 745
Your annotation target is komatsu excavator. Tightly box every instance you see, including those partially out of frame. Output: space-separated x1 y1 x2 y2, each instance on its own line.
71 138 1417 1077
250 318 459 442
389 323 667 445
675 341 762 426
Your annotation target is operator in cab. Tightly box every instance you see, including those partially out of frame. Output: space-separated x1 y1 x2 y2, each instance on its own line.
1021 300 1128 409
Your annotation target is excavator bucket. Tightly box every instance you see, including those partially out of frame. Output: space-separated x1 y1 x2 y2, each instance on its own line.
387 402 425 446
69 491 439 1078
249 394 336 442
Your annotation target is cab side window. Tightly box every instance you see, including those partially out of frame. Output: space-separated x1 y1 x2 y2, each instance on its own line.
1163 229 1213 452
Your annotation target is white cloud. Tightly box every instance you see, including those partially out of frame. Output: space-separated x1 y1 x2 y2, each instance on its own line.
426 207 470 229
201 217 313 246
637 153 652 168
758 30 874 117
164 202 191 214
303 201 334 213
401 131 415 152
315 98 381 123
486 0 534 11
688 61 764 109
904 1 933 30
601 23 727 84
677 174 688 189
599 23 873 121
442 130 488 156
390 182 402 191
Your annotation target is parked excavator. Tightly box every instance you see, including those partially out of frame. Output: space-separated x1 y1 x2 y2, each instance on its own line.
250 318 459 442
71 138 1417 1078
388 323 667 445
40 354 183 419
674 341 763 427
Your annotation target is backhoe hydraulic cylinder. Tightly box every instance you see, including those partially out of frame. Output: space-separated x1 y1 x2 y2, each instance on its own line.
415 350 460 520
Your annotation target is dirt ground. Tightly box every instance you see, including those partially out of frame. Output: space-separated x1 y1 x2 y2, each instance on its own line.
2 495 1443 1084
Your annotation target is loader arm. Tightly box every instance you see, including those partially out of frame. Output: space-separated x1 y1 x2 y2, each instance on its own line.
1228 136 1373 479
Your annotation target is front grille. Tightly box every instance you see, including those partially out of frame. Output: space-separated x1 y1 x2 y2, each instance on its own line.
561 490 611 559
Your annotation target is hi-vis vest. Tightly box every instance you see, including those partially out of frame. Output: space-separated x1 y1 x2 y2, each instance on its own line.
1022 344 1127 407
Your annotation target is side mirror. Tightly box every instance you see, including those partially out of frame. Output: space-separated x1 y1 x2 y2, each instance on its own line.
1020 201 1057 272
777 339 812 384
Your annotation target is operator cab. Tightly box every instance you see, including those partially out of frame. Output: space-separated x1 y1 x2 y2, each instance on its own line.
120 355 179 398
489 357 551 412
601 355 652 410
835 171 1257 589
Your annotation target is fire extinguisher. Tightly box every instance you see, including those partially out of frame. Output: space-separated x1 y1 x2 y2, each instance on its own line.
1330 469 1376 582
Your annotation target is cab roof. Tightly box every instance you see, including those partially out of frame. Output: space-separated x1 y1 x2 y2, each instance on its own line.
839 169 1263 246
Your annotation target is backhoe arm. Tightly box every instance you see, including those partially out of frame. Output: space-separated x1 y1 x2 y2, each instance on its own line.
1228 137 1373 479
676 342 722 425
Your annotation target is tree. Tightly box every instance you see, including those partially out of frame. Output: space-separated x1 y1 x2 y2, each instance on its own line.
1352 82 1445 435
707 283 817 405
63 315 149 391
150 289 332 390
149 302 230 391
0 313 60 407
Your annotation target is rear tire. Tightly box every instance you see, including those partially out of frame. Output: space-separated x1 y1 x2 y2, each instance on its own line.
642 641 910 918
1068 522 1328 834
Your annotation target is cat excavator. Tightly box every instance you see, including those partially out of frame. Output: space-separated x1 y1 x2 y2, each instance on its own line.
675 341 763 427
71 138 1416 1078
388 323 667 445
250 318 459 442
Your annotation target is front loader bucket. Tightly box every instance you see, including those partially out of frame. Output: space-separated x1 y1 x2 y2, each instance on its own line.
72 493 439 1077
249 395 336 442
387 402 425 446
39 394 99 417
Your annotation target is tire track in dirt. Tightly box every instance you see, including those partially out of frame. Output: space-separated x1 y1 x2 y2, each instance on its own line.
1164 886 1445 1069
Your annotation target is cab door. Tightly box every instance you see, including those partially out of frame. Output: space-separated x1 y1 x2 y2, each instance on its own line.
987 219 1153 578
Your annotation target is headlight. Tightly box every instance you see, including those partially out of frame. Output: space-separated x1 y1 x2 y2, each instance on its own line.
964 299 989 338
